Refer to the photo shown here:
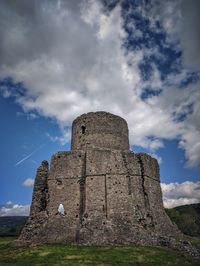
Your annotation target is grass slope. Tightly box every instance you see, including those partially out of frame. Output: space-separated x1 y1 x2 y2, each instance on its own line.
0 237 199 266
166 203 200 237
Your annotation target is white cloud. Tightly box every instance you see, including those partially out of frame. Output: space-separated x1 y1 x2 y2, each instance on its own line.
0 0 199 167
46 128 71 146
163 197 200 209
0 201 30 216
161 181 200 208
150 0 182 45
179 128 200 167
149 0 200 70
23 178 34 187
157 81 200 167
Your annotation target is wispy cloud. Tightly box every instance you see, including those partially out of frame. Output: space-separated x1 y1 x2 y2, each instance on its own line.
14 143 45 166
0 0 199 167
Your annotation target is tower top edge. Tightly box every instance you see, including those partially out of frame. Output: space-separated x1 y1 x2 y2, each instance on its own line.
72 111 128 125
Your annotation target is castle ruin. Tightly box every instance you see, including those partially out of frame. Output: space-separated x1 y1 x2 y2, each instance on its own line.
17 112 179 246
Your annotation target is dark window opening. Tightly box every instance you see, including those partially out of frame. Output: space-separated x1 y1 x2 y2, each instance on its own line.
81 125 86 134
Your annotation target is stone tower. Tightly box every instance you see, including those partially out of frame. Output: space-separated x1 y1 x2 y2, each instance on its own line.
17 112 179 246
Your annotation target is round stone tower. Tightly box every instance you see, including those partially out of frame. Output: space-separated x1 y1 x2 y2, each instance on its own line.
71 111 129 150
17 111 181 248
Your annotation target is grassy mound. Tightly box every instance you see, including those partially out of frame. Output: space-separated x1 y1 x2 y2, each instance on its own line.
0 237 199 266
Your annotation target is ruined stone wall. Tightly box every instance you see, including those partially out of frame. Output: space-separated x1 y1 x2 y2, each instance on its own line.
18 160 49 244
17 112 179 246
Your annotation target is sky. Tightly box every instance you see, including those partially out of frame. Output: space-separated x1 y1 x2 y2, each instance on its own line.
0 0 200 216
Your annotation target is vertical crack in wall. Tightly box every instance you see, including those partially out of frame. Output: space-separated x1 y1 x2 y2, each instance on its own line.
127 176 132 195
137 154 155 229
137 155 150 210
122 152 132 195
79 152 87 225
104 175 108 219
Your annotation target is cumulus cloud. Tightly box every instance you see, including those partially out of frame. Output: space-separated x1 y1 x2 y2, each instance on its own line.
0 0 199 167
149 0 200 70
23 178 34 187
161 181 200 208
0 201 30 216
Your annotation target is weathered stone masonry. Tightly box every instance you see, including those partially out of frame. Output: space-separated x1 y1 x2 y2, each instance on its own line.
17 111 179 246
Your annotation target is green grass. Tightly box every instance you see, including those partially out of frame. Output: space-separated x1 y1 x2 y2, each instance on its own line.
0 237 199 266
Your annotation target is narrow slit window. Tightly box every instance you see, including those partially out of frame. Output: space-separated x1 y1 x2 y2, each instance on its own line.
81 125 86 134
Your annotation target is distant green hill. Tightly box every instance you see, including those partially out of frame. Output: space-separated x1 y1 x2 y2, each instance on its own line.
0 216 27 236
166 203 200 237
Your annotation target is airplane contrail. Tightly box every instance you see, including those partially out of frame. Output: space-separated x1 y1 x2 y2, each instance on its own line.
14 143 46 166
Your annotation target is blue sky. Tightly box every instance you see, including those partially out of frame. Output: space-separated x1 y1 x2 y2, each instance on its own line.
0 0 200 215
